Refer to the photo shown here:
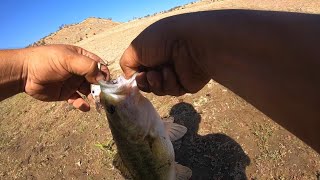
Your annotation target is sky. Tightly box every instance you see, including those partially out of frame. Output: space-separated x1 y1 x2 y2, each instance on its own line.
0 0 195 49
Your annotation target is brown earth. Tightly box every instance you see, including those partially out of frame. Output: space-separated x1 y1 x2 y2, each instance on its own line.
30 17 119 47
1 0 320 179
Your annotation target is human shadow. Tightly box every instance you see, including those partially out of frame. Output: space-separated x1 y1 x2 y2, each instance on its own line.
169 102 250 180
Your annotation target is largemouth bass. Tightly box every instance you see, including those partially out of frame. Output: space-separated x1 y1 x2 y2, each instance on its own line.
98 75 192 180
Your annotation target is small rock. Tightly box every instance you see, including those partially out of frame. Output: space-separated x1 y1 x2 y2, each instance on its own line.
76 160 82 167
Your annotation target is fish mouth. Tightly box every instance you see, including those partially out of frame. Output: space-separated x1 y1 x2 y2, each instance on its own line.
98 74 138 100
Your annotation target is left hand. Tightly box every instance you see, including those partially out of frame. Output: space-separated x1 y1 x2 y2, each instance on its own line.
24 44 109 112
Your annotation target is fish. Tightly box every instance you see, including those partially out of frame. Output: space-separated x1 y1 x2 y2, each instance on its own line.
98 75 192 180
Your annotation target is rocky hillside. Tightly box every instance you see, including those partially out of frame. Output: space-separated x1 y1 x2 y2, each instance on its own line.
30 17 119 46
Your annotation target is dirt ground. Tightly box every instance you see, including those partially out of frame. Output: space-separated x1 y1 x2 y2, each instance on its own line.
31 18 119 47
1 0 320 179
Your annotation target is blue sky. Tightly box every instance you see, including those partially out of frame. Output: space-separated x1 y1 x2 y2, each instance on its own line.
0 0 195 49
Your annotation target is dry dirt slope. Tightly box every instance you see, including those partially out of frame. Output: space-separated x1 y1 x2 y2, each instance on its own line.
31 17 119 46
1 0 320 179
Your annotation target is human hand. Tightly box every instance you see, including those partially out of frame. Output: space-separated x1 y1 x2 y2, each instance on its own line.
23 44 109 112
120 18 210 96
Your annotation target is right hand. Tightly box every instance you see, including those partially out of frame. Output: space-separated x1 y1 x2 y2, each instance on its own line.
120 18 210 96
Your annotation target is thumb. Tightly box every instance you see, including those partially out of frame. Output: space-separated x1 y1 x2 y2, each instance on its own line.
120 45 141 79
67 54 109 84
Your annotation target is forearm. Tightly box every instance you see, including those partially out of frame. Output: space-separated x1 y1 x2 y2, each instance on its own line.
0 48 28 101
173 10 320 151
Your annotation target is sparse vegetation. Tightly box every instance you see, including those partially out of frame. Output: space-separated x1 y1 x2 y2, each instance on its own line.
95 140 117 159
27 17 119 47
168 5 182 12
131 2 198 21
59 24 67 30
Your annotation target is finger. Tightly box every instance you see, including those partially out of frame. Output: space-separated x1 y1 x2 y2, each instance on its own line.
76 46 110 82
87 93 95 105
73 98 90 112
75 46 103 63
60 76 84 100
65 46 109 84
146 71 165 96
67 92 79 104
69 54 109 84
67 92 90 112
162 66 182 96
178 87 187 96
87 93 94 101
172 40 210 93
78 81 91 96
136 72 151 92
99 64 110 81
66 54 97 80
120 45 140 79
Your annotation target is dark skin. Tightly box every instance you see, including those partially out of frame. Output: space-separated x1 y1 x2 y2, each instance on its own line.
0 10 319 153
120 10 320 153
0 44 109 111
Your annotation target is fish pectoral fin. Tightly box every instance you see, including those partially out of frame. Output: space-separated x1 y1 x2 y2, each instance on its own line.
164 121 187 142
162 116 174 123
175 163 192 180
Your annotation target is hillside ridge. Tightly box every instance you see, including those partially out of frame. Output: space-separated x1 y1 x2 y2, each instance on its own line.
30 17 119 46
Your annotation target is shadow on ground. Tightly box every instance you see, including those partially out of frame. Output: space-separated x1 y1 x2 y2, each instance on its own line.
169 102 250 180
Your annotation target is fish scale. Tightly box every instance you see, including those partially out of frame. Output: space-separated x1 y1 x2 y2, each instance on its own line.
107 110 173 180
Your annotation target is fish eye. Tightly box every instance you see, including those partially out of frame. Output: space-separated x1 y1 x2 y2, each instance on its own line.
107 105 115 114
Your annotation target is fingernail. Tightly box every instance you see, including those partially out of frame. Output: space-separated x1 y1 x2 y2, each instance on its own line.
79 103 90 112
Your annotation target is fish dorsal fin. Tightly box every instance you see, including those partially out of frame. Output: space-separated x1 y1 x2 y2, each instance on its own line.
163 117 187 142
175 163 192 180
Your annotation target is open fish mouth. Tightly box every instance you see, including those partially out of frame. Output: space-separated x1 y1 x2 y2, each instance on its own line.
98 74 137 94
90 74 137 111
98 74 138 103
